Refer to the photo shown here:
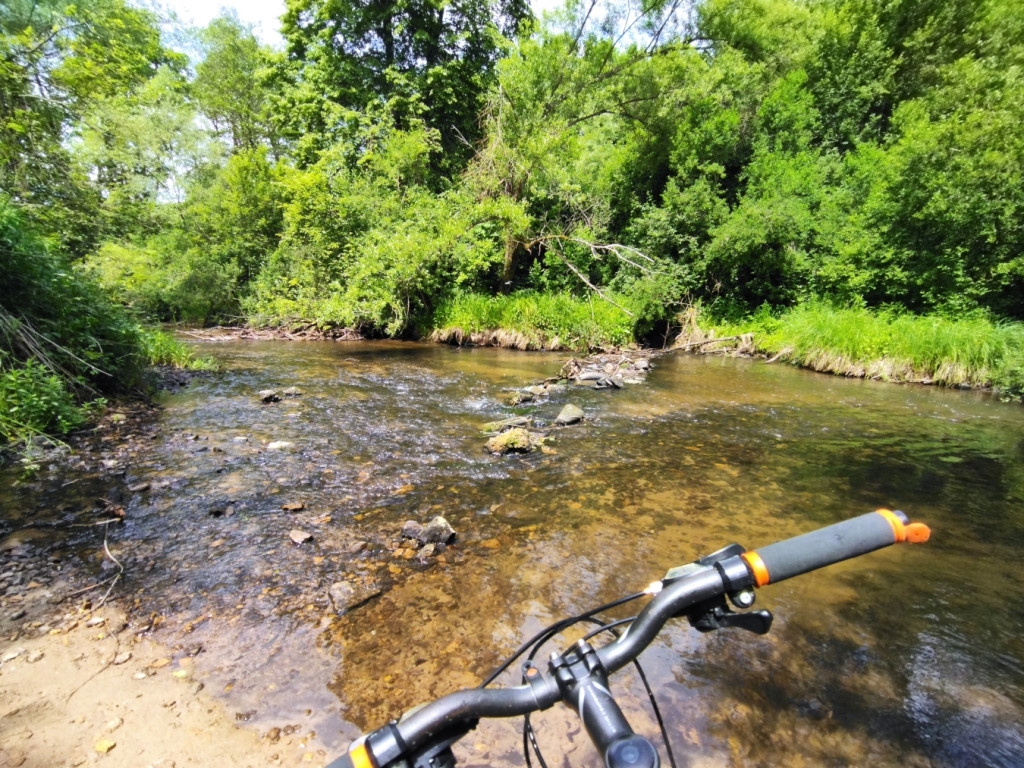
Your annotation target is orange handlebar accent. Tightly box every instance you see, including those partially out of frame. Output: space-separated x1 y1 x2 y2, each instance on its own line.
876 508 907 542
350 742 376 768
876 508 931 544
741 551 771 587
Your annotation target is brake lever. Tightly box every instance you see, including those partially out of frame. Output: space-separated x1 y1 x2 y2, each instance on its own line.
687 602 773 635
666 543 774 635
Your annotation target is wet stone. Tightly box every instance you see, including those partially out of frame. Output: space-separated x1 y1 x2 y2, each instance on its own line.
505 391 534 406
481 416 533 434
555 403 585 426
401 516 456 546
327 581 383 615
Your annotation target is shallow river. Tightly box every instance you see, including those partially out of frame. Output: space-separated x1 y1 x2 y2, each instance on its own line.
5 340 1024 766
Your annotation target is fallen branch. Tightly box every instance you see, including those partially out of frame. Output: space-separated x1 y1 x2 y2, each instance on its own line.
676 335 742 350
96 521 124 608
765 346 794 364
557 254 635 317
71 518 124 527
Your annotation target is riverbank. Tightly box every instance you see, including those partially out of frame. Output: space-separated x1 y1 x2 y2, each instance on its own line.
676 304 1024 401
0 602 314 768
0 394 331 768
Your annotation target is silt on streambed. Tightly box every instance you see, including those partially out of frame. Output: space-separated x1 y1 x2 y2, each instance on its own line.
2 340 1024 767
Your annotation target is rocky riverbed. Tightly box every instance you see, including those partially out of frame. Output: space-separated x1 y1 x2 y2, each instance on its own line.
484 348 658 454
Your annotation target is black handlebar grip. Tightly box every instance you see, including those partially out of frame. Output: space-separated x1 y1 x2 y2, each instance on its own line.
741 509 930 586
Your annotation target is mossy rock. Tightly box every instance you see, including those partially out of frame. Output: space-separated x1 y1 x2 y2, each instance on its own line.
486 427 542 455
505 391 534 406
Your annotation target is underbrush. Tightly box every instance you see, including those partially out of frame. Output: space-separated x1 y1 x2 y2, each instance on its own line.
429 292 637 351
687 303 1024 400
0 204 216 447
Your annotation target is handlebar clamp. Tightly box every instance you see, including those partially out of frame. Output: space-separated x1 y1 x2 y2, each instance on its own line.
550 640 660 768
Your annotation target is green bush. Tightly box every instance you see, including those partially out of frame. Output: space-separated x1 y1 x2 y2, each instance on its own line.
0 203 146 394
0 361 87 440
0 203 216 444
138 328 217 370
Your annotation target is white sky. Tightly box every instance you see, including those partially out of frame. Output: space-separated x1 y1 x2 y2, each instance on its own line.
150 0 287 46
151 0 563 48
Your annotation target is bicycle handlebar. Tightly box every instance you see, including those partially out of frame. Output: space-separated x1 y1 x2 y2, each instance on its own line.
330 509 930 768
741 509 931 587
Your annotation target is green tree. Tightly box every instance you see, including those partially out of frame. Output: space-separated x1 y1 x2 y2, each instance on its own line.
193 15 286 155
0 0 186 252
75 67 211 238
280 0 532 170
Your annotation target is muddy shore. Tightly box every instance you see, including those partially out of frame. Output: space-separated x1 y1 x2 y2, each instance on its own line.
0 377 335 768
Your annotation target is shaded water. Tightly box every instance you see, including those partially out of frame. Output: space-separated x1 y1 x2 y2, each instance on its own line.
3 340 1024 766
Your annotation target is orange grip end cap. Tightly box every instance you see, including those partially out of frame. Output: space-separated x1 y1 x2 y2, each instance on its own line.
905 523 931 543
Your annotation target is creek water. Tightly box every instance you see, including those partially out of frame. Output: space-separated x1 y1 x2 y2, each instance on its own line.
3 339 1024 767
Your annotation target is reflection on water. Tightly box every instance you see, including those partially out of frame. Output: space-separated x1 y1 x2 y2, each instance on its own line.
3 341 1024 766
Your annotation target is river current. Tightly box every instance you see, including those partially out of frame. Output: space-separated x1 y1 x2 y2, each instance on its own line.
3 339 1023 766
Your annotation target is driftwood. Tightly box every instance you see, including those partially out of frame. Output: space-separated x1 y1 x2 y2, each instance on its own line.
675 335 743 350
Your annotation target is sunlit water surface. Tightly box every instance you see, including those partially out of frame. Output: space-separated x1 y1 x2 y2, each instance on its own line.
4 340 1024 767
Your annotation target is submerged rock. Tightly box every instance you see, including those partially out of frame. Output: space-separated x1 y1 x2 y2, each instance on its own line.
328 581 382 614
282 386 303 397
401 516 456 546
555 403 585 426
486 427 543 454
289 529 313 545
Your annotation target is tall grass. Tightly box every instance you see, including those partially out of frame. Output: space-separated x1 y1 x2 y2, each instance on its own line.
691 303 1024 399
139 328 218 371
430 291 636 351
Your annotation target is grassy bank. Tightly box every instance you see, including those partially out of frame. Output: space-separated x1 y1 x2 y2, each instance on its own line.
684 303 1024 400
429 291 637 351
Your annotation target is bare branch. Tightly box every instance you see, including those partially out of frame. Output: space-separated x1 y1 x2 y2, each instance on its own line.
546 243 635 317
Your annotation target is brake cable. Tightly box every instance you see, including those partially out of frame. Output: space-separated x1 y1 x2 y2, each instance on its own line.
478 590 650 688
